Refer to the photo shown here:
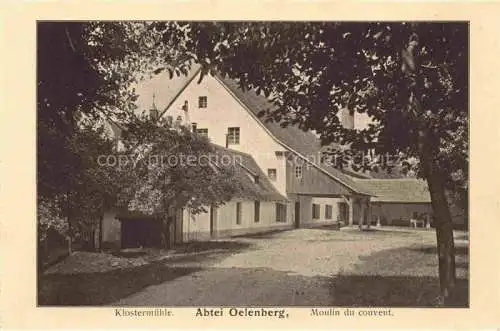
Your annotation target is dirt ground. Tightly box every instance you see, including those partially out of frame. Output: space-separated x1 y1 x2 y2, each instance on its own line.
39 227 469 307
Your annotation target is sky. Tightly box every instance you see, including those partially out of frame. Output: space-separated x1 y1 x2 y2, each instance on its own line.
134 66 373 131
135 69 197 113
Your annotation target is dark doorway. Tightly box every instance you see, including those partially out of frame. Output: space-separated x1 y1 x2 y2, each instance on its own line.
338 202 349 223
210 206 217 237
294 202 301 228
121 218 162 249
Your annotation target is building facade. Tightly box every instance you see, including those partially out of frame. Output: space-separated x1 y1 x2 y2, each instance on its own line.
100 68 439 249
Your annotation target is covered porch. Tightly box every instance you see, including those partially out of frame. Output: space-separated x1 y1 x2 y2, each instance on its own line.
289 194 371 229
341 195 373 229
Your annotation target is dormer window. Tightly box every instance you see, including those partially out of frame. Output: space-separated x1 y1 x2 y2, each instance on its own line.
198 96 208 108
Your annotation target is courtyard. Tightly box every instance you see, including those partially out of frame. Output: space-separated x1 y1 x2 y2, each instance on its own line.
38 227 469 307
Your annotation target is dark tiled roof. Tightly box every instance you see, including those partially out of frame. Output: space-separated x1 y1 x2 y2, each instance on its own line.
215 75 372 196
212 145 288 202
354 179 431 203
117 144 288 219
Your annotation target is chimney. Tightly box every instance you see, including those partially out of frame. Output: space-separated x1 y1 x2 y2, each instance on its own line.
150 93 159 121
150 108 158 121
174 116 183 130
340 108 355 129
182 100 190 126
166 115 173 126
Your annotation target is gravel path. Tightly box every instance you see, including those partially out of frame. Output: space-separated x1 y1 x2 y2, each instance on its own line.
113 228 442 306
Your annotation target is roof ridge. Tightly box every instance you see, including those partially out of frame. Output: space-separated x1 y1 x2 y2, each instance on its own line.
210 143 254 159
214 75 372 196
158 66 202 119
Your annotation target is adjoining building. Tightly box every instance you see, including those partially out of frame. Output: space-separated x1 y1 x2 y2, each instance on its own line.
100 68 448 249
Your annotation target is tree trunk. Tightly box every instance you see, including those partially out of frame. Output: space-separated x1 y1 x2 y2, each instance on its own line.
424 164 457 305
66 208 73 255
416 109 456 306
419 129 456 304
402 30 457 305
67 220 73 255
98 215 103 252
366 202 371 229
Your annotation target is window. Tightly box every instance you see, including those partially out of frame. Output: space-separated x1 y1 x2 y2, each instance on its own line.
196 128 208 137
191 122 197 132
267 168 277 181
295 165 303 179
254 201 260 223
325 205 333 219
276 203 287 222
236 202 242 225
198 96 208 108
227 127 240 145
312 204 320 219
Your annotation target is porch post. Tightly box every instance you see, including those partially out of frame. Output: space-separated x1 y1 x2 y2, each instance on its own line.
359 200 364 230
366 199 372 229
348 196 354 226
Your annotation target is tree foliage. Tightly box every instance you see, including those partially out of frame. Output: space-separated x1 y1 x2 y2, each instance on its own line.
37 120 117 241
37 21 468 303
148 21 468 304
37 21 195 201
154 22 467 186
111 114 240 217
37 21 237 246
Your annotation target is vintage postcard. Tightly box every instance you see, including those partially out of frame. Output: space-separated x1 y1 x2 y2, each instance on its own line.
1 1 499 330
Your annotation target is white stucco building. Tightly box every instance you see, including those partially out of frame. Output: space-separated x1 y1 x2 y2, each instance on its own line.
100 68 436 249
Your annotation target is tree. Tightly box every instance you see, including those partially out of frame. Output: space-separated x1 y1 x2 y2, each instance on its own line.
37 120 118 254
37 21 468 304
114 113 240 215
149 22 468 305
105 113 240 247
37 21 197 251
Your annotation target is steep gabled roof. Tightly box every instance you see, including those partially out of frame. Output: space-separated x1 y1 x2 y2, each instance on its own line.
214 74 372 196
155 69 371 195
158 67 202 119
354 178 431 203
117 143 288 219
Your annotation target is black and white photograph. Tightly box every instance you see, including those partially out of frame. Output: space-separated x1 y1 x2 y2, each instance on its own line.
36 21 469 309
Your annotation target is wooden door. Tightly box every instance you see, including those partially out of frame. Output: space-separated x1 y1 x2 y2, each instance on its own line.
210 206 217 237
294 202 301 228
